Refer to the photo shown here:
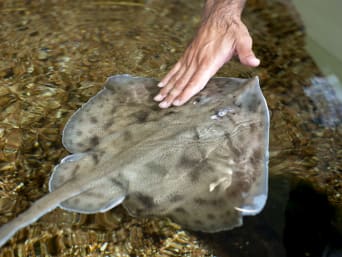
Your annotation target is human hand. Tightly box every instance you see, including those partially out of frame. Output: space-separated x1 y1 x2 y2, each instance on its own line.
154 3 259 108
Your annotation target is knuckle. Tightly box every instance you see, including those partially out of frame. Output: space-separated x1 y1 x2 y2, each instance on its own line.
169 87 181 96
165 94 176 103
180 93 192 104
173 81 185 91
183 87 196 99
160 86 172 96
173 80 187 90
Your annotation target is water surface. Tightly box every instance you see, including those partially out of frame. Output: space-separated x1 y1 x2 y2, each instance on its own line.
0 0 341 256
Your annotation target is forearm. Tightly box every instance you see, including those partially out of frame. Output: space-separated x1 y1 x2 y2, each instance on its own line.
203 0 246 21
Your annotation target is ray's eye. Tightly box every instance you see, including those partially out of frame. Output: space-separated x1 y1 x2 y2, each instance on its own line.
211 107 235 120
217 107 235 117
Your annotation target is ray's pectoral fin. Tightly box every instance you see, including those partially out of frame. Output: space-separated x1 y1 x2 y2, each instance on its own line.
62 75 158 154
235 77 264 112
49 152 127 214
61 86 118 153
105 74 158 99
233 76 270 215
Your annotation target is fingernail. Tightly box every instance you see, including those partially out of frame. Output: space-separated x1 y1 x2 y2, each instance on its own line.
154 94 164 101
159 101 169 108
157 82 164 88
173 99 181 106
249 57 260 66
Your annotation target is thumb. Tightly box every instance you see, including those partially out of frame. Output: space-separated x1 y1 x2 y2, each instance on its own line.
236 32 260 67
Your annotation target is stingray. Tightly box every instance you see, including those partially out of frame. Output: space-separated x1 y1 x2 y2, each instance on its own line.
0 74 270 248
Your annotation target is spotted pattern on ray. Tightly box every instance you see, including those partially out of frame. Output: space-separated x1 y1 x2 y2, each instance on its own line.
0 74 269 248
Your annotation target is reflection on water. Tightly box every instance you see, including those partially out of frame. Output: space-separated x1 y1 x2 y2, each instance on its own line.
0 0 341 256
304 76 342 127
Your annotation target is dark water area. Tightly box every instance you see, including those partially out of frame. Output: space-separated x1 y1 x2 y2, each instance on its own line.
196 176 342 257
0 0 341 256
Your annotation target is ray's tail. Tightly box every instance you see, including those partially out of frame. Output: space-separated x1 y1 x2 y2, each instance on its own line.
0 185 82 248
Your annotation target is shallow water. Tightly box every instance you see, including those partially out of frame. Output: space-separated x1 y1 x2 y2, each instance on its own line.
0 0 341 256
